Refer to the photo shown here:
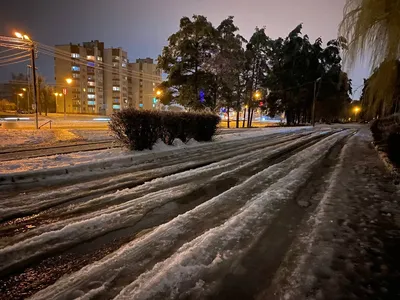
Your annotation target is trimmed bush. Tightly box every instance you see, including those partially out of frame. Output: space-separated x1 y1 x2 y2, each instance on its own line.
109 109 220 151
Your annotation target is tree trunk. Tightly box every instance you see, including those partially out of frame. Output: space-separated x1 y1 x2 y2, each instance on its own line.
243 108 246 128
236 110 240 128
250 108 254 127
227 105 230 128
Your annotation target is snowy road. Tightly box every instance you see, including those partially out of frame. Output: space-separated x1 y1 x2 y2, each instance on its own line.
0 127 365 299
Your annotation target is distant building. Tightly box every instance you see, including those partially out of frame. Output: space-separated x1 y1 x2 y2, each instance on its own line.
55 41 161 115
103 48 129 115
55 40 106 114
128 58 162 110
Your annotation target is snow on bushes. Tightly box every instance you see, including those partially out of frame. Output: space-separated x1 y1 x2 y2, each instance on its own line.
370 114 400 166
109 109 220 150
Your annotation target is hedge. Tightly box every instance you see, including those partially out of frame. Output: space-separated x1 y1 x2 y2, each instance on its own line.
370 114 400 166
109 109 220 151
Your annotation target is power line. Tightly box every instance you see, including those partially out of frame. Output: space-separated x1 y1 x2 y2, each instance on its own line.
36 42 162 82
0 58 30 67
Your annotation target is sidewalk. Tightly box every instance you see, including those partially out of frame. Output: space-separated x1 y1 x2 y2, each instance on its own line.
272 128 400 300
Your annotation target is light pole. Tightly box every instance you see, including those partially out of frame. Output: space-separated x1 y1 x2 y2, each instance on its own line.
253 91 262 123
312 77 321 127
15 31 38 129
64 78 73 120
16 93 23 111
54 93 62 113
155 90 162 110
353 106 360 122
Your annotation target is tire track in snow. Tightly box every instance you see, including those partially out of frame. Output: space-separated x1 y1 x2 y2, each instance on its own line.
0 131 331 274
0 131 308 223
27 131 348 300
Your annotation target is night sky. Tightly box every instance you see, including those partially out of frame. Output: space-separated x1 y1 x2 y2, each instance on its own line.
0 0 370 98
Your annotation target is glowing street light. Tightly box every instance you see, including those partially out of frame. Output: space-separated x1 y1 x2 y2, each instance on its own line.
65 78 73 85
156 90 162 97
353 106 361 121
14 32 23 39
18 93 23 97
14 32 30 41
253 91 261 100
22 88 26 92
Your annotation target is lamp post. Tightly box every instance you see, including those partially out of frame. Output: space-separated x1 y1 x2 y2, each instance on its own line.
16 93 23 111
312 77 321 127
54 92 62 113
353 106 360 122
253 91 262 123
15 31 38 129
64 78 73 120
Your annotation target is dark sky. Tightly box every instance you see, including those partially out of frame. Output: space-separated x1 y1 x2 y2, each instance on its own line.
0 0 369 98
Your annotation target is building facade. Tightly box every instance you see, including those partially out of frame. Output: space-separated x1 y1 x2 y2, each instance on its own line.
55 42 160 115
128 58 162 110
55 40 105 114
103 48 129 115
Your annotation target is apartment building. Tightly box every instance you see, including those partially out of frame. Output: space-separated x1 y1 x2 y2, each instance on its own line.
128 58 162 110
55 41 160 115
103 48 129 115
54 40 105 114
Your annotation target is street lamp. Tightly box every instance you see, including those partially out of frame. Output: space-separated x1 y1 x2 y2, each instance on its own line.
253 91 261 100
54 92 62 113
156 90 162 97
15 31 38 129
16 93 23 111
353 106 361 122
312 77 322 127
64 78 73 119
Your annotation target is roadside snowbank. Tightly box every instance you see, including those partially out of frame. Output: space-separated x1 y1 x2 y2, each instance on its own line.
0 127 309 177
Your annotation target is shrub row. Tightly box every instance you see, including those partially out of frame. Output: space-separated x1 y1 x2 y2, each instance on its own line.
109 109 220 151
370 114 400 166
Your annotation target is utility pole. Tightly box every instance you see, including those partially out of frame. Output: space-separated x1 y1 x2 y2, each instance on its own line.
30 44 39 129
311 77 321 127
26 65 31 112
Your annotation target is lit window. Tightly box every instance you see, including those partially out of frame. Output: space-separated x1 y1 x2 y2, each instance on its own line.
97 56 102 61
88 100 95 106
113 99 120 103
72 66 80 72
113 86 120 91
88 88 95 93
153 104 156 108
87 55 95 61
88 94 95 99
113 104 120 109
71 53 80 58
153 98 157 104
153 82 155 86
114 56 120 60
139 103 144 108
72 73 80 78
113 62 118 67
87 62 95 67
122 63 127 68
88 82 95 86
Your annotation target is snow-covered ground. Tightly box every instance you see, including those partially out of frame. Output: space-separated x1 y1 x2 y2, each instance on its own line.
0 125 398 300
0 129 56 148
0 126 309 176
